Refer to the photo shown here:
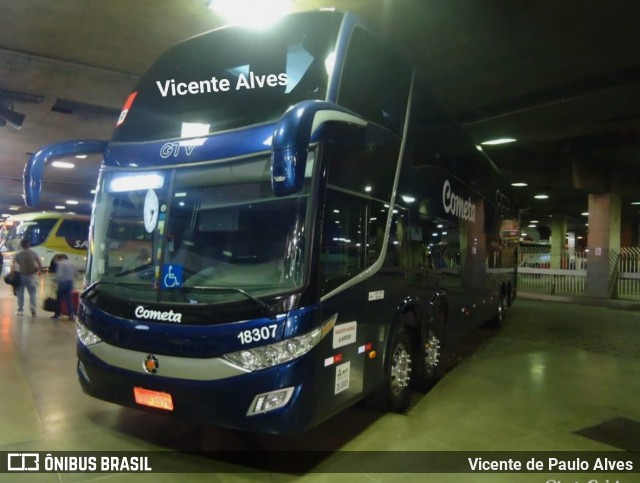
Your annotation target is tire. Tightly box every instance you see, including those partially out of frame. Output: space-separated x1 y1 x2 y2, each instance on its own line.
486 295 505 329
412 301 445 392
366 325 413 412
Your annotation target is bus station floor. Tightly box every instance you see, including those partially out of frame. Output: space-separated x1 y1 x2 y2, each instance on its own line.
1 277 639 482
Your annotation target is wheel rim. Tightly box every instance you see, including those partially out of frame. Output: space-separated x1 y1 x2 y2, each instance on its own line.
390 342 412 396
424 331 441 372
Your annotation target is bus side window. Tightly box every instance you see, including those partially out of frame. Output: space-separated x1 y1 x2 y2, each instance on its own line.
320 189 367 293
57 219 90 248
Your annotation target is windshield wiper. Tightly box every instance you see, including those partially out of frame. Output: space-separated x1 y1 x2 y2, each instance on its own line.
180 286 276 316
81 279 151 299
114 262 153 277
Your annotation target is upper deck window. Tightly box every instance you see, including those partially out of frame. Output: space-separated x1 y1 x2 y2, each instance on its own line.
338 27 411 134
113 12 342 143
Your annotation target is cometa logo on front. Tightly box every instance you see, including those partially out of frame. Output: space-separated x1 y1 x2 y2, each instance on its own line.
442 179 476 223
134 305 182 323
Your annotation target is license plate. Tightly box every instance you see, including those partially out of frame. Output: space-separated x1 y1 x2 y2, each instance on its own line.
133 387 174 411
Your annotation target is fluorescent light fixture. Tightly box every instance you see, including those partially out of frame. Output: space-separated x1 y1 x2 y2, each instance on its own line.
530 220 539 224
90 189 96 194
528 224 537 228
55 205 65 210
66 200 79 205
401 195 416 203
1 213 9 217
581 212 589 216
175 192 187 198
631 201 640 205
480 138 517 146
51 161 75 169
108 173 164 193
511 182 528 187
9 206 20 211
534 194 549 199
75 154 87 159
208 0 293 27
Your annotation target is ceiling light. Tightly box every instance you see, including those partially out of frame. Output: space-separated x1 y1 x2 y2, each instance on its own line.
530 220 539 224
1 213 9 218
75 154 87 159
631 201 640 205
208 0 293 27
51 161 75 169
534 194 549 199
480 138 516 146
90 189 96 194
401 195 415 203
9 206 20 211
55 205 65 209
528 224 537 228
66 200 79 205
581 212 589 216
511 182 528 187
364 186 372 192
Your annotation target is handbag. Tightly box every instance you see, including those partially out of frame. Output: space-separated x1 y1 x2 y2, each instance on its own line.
4 270 21 287
43 296 57 313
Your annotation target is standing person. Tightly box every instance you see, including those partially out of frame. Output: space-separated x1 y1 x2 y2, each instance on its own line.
13 238 43 316
51 254 78 320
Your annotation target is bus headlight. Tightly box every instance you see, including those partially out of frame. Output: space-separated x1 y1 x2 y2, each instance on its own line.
76 320 102 347
224 326 323 371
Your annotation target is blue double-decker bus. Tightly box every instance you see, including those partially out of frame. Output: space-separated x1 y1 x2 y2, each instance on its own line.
24 10 518 434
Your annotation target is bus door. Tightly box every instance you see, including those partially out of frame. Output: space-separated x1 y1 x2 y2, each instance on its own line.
317 187 369 410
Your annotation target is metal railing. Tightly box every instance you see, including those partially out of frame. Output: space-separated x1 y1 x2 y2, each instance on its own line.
617 247 640 301
516 246 640 299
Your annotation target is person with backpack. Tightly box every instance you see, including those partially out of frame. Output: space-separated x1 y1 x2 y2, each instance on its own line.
13 238 43 316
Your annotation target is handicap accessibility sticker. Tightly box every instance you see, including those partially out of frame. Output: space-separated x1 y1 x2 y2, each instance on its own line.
161 264 183 289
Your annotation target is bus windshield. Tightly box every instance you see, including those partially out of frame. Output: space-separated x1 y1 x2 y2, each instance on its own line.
89 156 310 305
112 12 342 142
3 218 57 251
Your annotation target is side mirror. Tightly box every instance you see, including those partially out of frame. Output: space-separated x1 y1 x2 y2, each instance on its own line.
270 100 366 196
23 140 108 207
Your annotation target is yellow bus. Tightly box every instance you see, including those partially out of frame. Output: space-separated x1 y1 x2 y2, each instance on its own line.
0 212 89 274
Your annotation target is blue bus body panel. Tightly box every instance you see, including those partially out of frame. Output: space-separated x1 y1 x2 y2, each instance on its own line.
104 124 276 168
77 343 319 434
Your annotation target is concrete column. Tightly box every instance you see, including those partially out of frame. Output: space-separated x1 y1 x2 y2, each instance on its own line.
550 215 566 269
585 193 621 298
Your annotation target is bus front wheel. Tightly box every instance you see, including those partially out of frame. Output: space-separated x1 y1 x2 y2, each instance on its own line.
384 326 413 412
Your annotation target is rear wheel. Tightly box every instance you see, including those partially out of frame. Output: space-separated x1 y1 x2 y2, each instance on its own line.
487 296 505 329
413 301 445 392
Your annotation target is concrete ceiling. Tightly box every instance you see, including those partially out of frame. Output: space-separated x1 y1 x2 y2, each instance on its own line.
1 0 639 237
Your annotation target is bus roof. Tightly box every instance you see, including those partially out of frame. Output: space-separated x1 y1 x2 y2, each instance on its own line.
3 211 90 222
